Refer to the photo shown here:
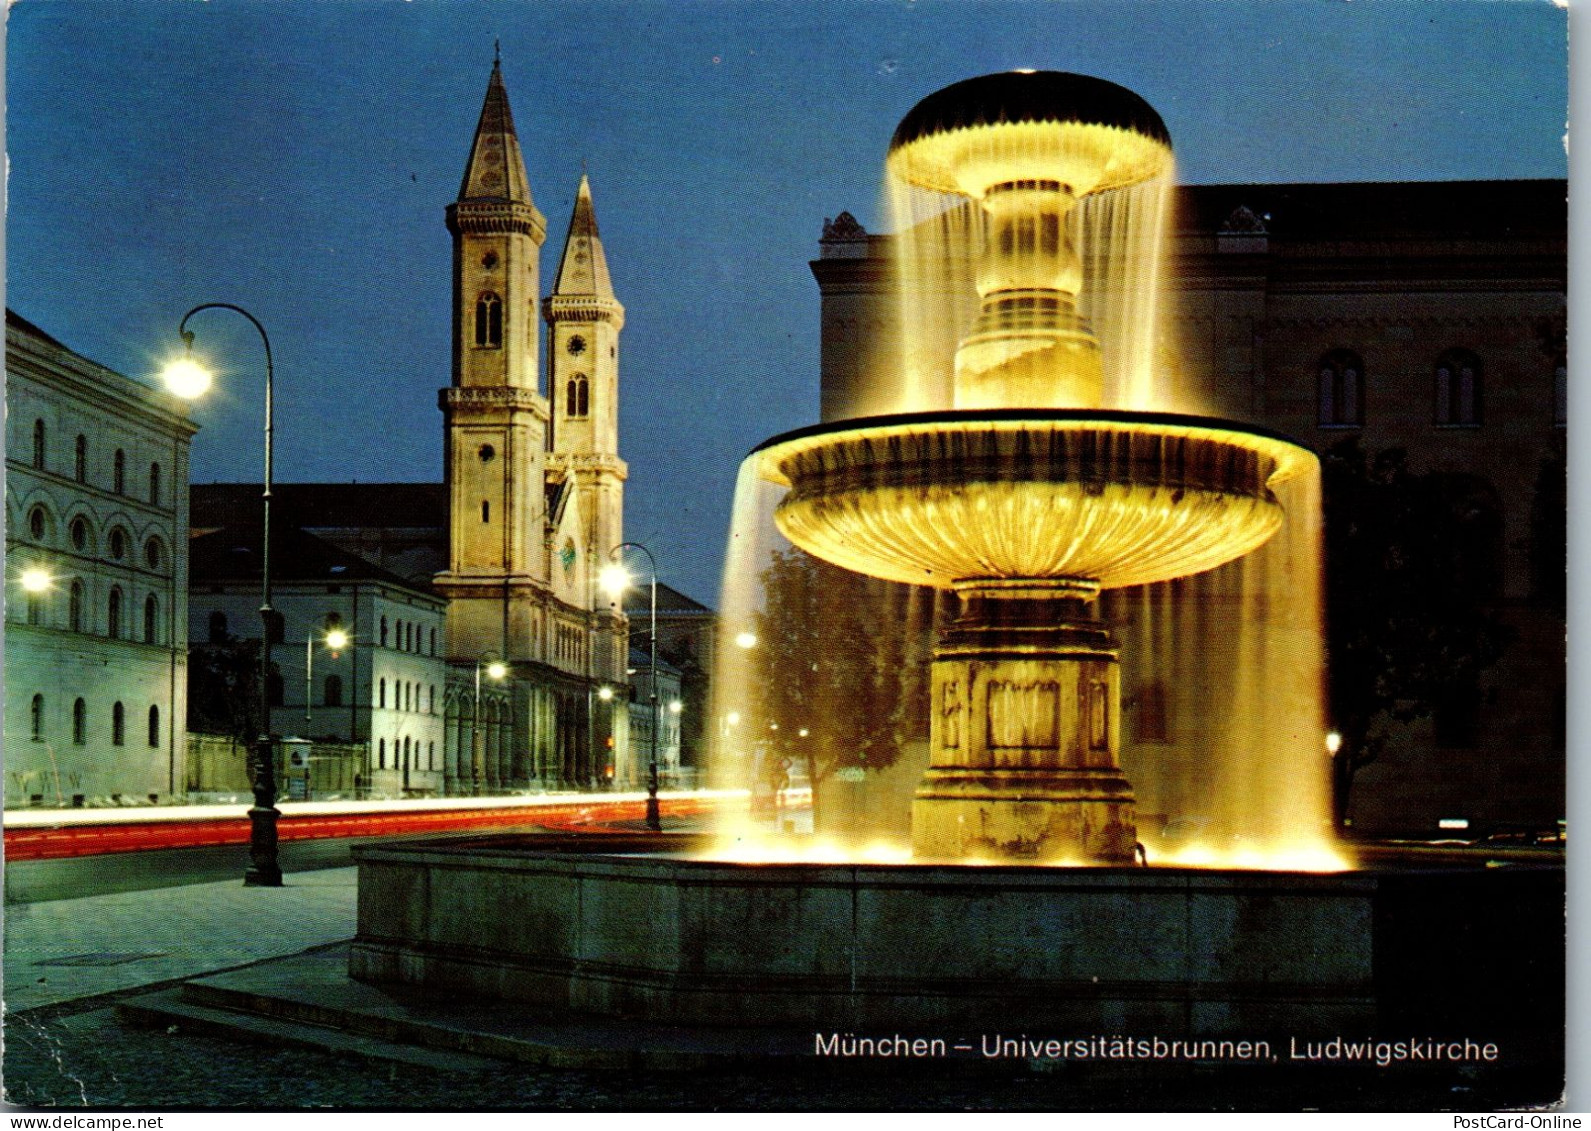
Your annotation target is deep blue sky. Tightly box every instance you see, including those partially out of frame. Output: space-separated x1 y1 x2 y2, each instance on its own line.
7 0 1568 604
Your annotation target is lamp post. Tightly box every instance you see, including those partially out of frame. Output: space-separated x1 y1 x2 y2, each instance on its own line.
305 627 351 728
163 303 281 887
472 657 507 796
600 542 660 832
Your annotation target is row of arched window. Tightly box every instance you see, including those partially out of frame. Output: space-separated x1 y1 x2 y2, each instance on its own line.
1316 348 1566 429
376 735 437 772
29 693 161 748
30 420 163 504
378 678 438 715
23 579 164 644
24 505 168 573
379 616 437 655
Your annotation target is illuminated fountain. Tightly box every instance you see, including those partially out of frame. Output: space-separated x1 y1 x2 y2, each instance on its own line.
347 74 1562 1049
755 72 1311 863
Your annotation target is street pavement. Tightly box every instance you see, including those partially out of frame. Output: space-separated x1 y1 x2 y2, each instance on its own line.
4 867 358 1013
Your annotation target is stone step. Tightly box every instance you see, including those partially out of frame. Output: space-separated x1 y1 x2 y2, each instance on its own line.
119 946 808 1072
115 989 505 1074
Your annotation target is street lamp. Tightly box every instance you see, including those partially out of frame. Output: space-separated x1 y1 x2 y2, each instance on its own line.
19 568 52 593
305 627 351 728
472 657 508 796
601 542 661 832
162 303 281 888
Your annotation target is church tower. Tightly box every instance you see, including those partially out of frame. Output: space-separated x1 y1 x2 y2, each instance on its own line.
436 59 550 664
546 175 627 569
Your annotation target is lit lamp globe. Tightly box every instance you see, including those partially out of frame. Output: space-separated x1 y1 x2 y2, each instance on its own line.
486 661 509 682
161 356 214 400
598 686 615 702
598 563 632 599
325 629 350 653
20 568 51 593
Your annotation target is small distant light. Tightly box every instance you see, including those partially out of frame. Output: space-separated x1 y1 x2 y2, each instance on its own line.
486 661 508 680
324 629 350 651
20 568 51 593
798 728 810 738
1324 732 1343 755
161 357 213 399
1013 68 1036 74
726 711 741 727
735 631 757 649
769 722 779 731
598 686 615 702
668 700 683 714
1438 818 1470 831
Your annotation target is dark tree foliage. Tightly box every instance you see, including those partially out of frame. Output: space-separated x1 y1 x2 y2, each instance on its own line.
751 548 919 815
1321 438 1514 825
188 634 267 744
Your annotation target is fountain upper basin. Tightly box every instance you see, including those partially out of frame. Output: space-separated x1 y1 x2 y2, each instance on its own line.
756 409 1316 593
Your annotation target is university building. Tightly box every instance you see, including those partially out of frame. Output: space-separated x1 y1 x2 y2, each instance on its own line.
810 180 1566 838
4 311 197 806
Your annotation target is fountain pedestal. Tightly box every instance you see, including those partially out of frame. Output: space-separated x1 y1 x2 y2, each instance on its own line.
913 585 1136 862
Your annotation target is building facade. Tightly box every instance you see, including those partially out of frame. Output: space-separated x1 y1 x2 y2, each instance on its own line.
5 311 197 807
809 180 1567 838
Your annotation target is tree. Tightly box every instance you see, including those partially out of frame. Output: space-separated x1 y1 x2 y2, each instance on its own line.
750 548 922 822
1321 438 1514 825
188 633 268 745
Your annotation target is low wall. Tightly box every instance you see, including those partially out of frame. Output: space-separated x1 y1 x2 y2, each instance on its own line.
348 835 1562 1035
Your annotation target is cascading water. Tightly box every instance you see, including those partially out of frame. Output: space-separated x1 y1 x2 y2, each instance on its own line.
708 70 1344 869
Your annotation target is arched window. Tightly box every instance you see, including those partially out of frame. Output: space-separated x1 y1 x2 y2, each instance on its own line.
113 449 126 494
73 698 86 745
481 500 490 524
380 617 389 647
75 435 88 482
1316 350 1364 427
69 580 85 633
566 374 590 418
148 704 161 747
108 587 123 637
1434 349 1482 427
379 678 387 708
428 685 435 714
208 610 228 643
429 627 437 655
428 740 435 769
31 694 45 741
475 292 503 348
70 517 88 552
108 528 127 560
1554 356 1568 428
112 701 126 746
29 506 47 541
33 419 46 469
149 462 162 505
395 620 404 651
325 674 343 707
378 737 386 769
145 538 163 570
144 595 159 644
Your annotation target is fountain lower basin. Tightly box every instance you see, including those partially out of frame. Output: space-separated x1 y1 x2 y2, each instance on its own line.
348 833 1562 1035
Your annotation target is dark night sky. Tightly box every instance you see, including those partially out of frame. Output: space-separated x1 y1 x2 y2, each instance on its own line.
6 0 1568 604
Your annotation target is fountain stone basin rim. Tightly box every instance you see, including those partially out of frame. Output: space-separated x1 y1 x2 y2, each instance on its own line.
755 409 1317 593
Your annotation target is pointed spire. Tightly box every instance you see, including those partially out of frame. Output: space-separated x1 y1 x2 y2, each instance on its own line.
552 174 616 300
458 59 534 206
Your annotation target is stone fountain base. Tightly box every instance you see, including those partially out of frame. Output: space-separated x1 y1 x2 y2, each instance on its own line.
348 833 1563 1038
913 588 1137 863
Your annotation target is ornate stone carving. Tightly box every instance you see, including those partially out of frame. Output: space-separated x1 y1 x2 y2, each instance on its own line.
821 211 868 241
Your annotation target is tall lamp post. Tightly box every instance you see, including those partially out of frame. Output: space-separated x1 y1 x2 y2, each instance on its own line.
600 542 660 832
472 657 507 796
305 627 351 728
163 303 281 886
